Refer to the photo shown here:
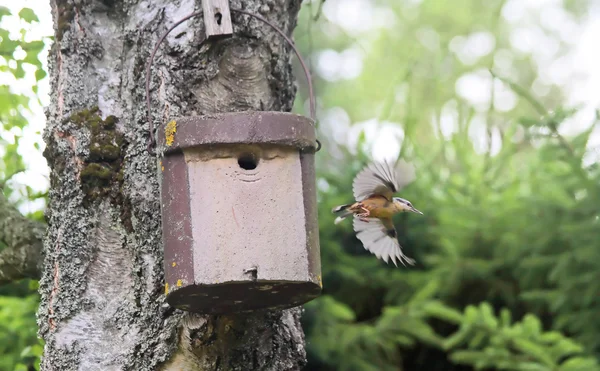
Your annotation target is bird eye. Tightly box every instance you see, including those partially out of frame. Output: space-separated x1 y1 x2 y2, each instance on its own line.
406 202 412 206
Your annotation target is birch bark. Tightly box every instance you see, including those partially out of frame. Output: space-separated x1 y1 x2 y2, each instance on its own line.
39 0 306 369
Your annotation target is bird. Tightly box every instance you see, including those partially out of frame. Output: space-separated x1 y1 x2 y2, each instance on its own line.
331 159 422 266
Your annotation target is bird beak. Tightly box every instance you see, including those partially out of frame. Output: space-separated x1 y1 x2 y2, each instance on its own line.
410 206 423 215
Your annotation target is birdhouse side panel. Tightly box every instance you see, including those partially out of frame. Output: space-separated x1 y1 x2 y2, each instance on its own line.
300 151 322 287
159 153 195 293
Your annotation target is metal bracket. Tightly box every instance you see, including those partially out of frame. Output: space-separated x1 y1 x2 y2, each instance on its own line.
202 0 233 40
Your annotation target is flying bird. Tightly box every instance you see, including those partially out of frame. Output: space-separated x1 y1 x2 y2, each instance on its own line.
331 159 422 266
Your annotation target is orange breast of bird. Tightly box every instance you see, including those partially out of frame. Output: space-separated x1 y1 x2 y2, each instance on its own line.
351 195 396 219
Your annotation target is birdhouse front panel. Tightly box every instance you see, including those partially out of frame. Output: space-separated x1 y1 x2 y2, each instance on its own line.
184 144 309 282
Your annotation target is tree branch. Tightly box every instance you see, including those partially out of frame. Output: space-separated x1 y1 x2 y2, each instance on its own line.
0 191 45 284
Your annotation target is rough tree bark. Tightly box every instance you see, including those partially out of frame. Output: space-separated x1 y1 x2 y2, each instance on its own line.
38 0 307 369
0 192 44 284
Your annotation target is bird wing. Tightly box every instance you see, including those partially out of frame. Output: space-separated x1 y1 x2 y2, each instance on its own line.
352 159 416 201
352 217 415 267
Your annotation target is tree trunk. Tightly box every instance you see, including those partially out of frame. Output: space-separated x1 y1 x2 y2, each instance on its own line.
39 0 307 369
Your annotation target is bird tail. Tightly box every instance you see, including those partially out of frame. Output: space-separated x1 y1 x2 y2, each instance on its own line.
332 203 353 224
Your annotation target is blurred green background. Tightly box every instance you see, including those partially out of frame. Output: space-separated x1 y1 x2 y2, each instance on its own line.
2 0 600 370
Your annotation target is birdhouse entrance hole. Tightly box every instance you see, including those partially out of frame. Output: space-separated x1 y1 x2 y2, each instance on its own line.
238 152 258 170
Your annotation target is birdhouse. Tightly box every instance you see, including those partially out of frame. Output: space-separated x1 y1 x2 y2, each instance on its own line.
156 111 322 314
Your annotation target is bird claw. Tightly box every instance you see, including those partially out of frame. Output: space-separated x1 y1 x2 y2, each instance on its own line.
357 207 370 218
356 206 371 222
357 213 370 223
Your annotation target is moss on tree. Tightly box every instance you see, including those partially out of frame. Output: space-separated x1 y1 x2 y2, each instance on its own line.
56 106 132 231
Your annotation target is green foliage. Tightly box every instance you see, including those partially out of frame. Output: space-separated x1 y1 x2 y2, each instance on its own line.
296 0 600 370
0 295 41 371
437 303 598 371
306 296 600 371
17 9 39 24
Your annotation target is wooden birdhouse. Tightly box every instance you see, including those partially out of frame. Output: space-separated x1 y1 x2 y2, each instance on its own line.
147 2 322 314
156 111 322 314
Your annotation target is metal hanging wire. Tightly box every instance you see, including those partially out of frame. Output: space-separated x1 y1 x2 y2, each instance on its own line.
145 8 320 155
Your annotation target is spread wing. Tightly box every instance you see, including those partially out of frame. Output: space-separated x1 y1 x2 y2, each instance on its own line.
352 159 416 201
353 217 415 267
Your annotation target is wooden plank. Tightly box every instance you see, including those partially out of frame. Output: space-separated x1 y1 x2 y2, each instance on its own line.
202 0 233 39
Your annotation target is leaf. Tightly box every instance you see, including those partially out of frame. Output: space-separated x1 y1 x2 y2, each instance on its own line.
443 327 472 350
12 62 26 79
421 300 463 324
500 308 512 327
0 6 10 19
479 302 499 329
18 8 39 23
519 117 543 128
322 296 356 322
554 338 584 358
35 69 47 81
512 338 556 367
23 40 45 53
19 346 32 357
522 314 543 335
570 123 597 152
464 305 479 323
397 319 442 347
467 331 486 349
408 278 440 304
394 334 415 347
559 357 600 371
490 70 547 116
28 280 39 291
